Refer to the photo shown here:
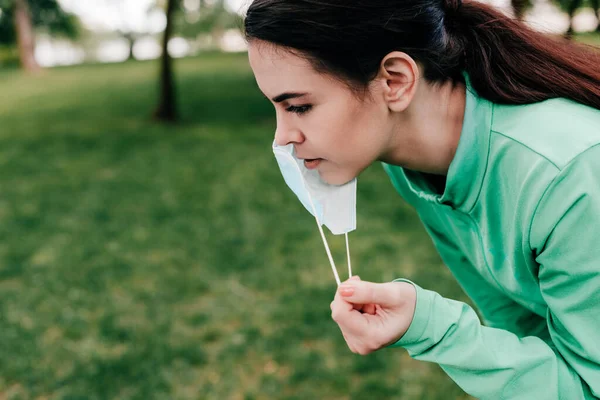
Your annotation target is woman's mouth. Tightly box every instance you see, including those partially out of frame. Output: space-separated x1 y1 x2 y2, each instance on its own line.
303 158 323 169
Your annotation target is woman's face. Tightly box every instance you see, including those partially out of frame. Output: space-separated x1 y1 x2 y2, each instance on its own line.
248 41 393 185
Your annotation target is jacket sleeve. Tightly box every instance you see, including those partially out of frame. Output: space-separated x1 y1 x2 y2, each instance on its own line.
388 146 600 399
421 221 549 340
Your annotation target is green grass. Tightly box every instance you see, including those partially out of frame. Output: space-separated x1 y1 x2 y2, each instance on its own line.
574 31 600 46
0 54 474 399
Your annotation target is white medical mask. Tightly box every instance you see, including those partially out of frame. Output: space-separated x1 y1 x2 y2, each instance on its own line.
272 141 357 285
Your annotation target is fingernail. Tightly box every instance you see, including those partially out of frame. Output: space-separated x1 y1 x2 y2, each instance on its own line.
339 285 355 296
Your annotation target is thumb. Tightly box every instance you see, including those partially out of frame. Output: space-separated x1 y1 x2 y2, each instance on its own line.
337 281 400 307
343 275 361 284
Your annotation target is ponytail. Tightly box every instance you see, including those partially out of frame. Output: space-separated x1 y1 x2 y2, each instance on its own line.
452 0 600 109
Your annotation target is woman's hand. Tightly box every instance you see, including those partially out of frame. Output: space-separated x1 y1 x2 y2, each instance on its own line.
330 276 417 355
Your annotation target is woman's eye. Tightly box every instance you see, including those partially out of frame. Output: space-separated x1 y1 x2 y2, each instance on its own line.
286 105 312 115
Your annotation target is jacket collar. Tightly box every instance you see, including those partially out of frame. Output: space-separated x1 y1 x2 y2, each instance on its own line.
393 74 494 213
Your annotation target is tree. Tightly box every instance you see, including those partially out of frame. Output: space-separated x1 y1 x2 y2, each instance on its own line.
0 0 78 71
152 0 242 122
14 0 39 71
594 0 600 32
510 0 532 20
507 0 599 37
105 0 153 61
154 0 178 122
176 0 241 49
554 0 600 37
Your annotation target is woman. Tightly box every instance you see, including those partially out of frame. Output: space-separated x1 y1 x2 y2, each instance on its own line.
244 0 600 398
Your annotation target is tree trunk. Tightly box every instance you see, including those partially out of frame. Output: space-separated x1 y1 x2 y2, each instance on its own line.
122 32 136 61
565 0 584 39
511 0 528 20
14 0 41 72
129 40 135 61
154 0 177 122
591 0 600 32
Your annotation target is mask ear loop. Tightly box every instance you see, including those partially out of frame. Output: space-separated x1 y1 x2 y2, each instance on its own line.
273 146 344 286
304 190 341 286
345 233 352 278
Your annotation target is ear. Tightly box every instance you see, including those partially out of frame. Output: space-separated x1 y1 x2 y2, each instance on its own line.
377 52 419 112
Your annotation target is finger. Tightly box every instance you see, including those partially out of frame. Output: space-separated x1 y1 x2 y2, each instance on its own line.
337 281 401 307
332 294 364 312
340 330 357 353
342 275 361 285
331 289 374 336
342 277 370 313
330 289 355 324
363 303 376 315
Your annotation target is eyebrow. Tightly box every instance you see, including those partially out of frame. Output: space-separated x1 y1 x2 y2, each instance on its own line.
271 92 308 103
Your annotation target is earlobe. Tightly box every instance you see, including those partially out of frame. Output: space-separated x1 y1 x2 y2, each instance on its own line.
379 52 419 112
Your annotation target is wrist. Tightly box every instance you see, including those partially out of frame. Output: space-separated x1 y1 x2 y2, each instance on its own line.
386 279 430 348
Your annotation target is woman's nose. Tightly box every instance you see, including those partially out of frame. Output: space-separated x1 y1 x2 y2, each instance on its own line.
274 116 304 146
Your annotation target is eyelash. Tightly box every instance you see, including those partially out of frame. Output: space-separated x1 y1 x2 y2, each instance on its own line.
286 105 312 115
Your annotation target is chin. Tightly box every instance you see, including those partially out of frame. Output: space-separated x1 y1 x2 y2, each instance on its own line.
319 169 356 186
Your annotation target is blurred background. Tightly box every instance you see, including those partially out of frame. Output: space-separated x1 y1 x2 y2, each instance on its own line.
0 0 598 399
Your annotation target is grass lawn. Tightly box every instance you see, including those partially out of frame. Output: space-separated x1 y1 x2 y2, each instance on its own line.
0 52 484 400
574 31 600 46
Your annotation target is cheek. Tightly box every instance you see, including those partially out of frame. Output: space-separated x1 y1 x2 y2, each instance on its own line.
338 104 386 158
320 101 373 142
316 106 384 184
307 99 385 166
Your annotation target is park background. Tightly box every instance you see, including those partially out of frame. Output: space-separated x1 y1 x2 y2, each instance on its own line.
0 0 599 399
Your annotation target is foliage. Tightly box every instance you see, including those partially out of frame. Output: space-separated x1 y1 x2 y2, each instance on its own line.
174 0 242 38
0 0 79 45
553 0 594 13
0 44 19 66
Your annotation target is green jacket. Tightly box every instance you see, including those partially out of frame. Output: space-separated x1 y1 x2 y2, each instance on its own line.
383 76 600 399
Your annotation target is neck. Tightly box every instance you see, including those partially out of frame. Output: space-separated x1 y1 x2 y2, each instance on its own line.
380 79 466 176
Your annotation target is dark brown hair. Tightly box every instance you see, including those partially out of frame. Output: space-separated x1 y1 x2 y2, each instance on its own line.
244 0 600 109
